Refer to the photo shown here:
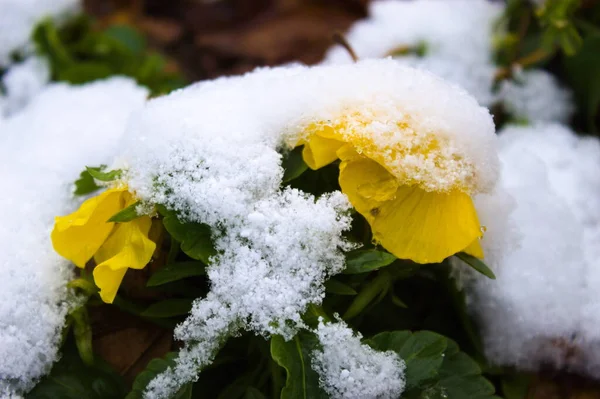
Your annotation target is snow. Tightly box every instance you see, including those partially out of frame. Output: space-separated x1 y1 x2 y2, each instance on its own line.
311 319 405 399
499 69 574 124
465 124 600 377
0 0 80 67
0 77 148 395
1 56 50 117
126 59 497 397
324 0 502 107
323 0 574 124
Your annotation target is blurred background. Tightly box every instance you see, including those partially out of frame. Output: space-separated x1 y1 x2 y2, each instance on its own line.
83 0 370 79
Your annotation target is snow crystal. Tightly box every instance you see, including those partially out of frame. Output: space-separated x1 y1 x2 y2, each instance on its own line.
126 59 497 397
324 0 503 107
0 0 80 67
499 69 574 124
1 56 50 116
0 77 148 395
311 319 405 399
466 124 600 377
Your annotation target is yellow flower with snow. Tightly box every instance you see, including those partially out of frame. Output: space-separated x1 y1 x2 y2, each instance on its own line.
299 110 490 264
51 187 156 303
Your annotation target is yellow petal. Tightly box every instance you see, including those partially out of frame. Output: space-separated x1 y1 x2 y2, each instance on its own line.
93 216 156 303
302 134 345 170
339 153 483 264
51 188 127 268
462 238 484 259
93 267 128 305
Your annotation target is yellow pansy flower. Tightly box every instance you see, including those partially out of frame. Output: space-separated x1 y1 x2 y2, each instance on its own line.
52 187 156 303
299 113 484 264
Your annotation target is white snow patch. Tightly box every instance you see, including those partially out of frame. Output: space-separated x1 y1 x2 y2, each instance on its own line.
499 69 574 124
312 319 405 399
324 0 503 107
0 77 148 395
1 56 50 116
0 0 80 67
466 124 600 377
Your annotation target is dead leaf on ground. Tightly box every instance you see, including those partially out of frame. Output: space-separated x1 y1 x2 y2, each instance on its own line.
90 304 173 384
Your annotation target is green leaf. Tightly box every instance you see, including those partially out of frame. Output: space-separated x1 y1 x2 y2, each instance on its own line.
270 333 328 399
282 147 309 183
140 298 195 318
501 373 532 399
427 340 496 399
108 201 143 222
367 331 497 399
147 261 206 287
112 296 178 329
126 353 178 399
558 25 583 56
342 271 390 320
324 278 357 296
563 34 600 131
104 25 146 54
32 16 186 94
86 166 122 182
162 212 216 264
28 339 126 399
455 252 496 280
32 19 72 69
442 272 485 358
367 331 447 390
176 383 194 399
57 62 114 84
390 292 408 308
74 168 101 196
343 249 397 274
244 387 267 399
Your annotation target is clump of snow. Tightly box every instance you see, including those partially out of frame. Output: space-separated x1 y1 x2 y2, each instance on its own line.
466 124 600 377
0 0 80 67
324 0 503 107
1 56 50 116
499 69 574 124
125 59 497 202
0 77 148 395
121 59 496 397
145 191 353 399
311 318 405 399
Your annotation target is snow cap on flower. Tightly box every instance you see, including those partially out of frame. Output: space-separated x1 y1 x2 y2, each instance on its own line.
465 124 600 378
124 59 498 211
116 59 500 396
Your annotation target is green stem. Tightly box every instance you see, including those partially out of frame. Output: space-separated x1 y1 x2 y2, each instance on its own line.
67 278 98 296
70 306 94 366
343 271 390 320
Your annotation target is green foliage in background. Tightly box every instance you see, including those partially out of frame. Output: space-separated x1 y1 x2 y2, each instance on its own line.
496 0 600 132
33 17 185 95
